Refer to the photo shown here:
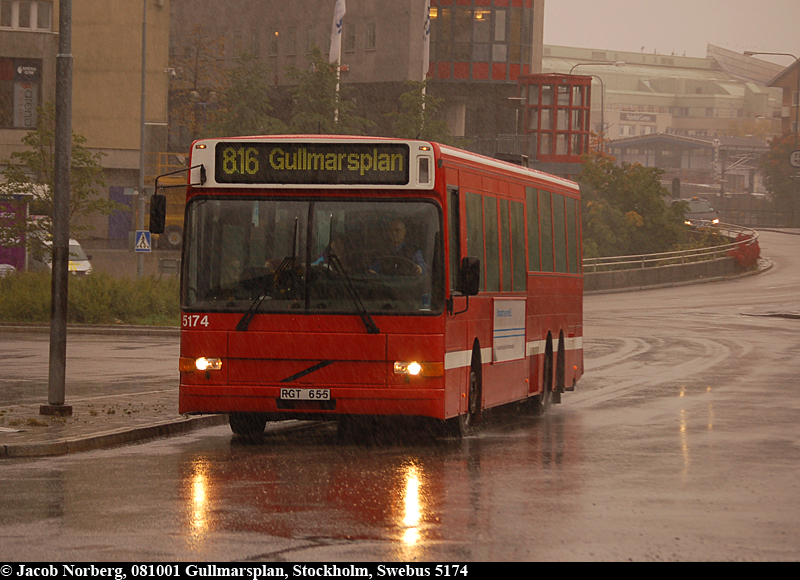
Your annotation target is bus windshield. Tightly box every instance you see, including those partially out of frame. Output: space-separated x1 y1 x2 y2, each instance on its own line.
183 197 444 316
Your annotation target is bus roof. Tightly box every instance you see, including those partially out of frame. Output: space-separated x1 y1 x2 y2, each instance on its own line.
187 135 580 194
437 144 580 193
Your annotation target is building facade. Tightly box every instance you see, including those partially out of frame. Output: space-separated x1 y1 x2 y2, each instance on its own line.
541 44 783 143
531 44 783 188
167 0 544 150
765 57 800 137
0 0 170 243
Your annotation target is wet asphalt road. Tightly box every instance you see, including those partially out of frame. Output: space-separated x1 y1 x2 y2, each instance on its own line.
1 230 799 561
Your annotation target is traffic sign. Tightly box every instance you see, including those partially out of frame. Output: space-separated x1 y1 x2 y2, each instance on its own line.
134 230 151 252
790 149 800 168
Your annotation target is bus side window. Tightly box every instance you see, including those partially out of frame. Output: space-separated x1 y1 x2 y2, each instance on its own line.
465 192 484 292
539 190 554 272
553 192 567 273
567 196 580 274
483 196 499 292
526 187 540 272
448 187 461 292
500 200 512 292
510 200 526 290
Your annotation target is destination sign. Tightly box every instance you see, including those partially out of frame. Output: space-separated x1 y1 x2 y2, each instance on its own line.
214 142 410 185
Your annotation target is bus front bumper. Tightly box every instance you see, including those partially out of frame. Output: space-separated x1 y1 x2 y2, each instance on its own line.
179 384 447 420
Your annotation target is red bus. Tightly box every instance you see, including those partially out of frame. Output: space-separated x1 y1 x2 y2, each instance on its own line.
151 136 583 438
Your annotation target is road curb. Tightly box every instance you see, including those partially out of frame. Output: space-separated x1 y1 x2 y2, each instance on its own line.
0 323 180 336
1 414 228 459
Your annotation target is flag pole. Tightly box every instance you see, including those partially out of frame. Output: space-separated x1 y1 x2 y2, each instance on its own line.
421 0 431 131
329 0 346 125
334 38 341 124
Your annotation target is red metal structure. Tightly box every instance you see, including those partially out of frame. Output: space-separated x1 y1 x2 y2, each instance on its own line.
170 136 582 437
519 73 593 164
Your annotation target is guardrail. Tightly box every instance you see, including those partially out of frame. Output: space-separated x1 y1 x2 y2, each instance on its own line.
582 222 758 272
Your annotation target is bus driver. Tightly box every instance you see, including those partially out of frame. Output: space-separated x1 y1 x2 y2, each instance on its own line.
370 219 427 275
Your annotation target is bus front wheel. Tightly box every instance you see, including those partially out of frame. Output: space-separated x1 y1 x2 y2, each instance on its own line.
443 367 481 438
229 412 267 438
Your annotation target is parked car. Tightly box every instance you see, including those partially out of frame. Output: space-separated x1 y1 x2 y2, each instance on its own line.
0 263 16 277
672 197 720 225
29 239 93 276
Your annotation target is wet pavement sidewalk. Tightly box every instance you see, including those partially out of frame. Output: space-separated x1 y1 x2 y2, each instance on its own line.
0 324 227 459
0 376 227 459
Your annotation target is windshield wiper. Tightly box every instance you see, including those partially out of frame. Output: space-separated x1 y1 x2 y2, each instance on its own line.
236 217 299 332
329 253 380 334
235 256 295 331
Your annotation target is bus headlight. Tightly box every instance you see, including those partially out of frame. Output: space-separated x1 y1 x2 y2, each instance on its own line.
180 357 223 372
393 361 444 377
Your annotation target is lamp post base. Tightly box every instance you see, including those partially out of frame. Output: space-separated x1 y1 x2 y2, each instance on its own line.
40 404 73 417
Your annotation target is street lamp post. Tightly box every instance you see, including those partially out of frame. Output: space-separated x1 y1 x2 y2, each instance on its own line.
507 96 525 159
569 62 624 153
138 0 147 278
42 0 73 417
744 51 799 226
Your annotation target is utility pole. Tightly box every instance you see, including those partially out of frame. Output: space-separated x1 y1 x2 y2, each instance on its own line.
41 0 73 417
137 0 147 278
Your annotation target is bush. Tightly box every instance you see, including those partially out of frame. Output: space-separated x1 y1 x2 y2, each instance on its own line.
0 270 51 322
0 271 180 325
728 234 761 270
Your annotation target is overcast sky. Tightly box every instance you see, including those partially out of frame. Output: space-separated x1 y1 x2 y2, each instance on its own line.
543 0 800 64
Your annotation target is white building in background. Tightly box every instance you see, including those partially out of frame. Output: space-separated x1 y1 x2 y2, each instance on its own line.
541 44 783 142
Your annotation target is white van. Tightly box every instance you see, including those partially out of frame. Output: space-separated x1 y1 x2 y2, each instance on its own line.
29 239 93 276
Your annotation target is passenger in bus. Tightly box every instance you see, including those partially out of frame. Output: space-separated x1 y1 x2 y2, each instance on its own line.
312 235 349 270
369 219 427 275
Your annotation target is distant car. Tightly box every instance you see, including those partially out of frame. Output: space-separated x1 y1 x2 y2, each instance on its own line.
29 239 93 276
673 197 720 225
0 263 16 277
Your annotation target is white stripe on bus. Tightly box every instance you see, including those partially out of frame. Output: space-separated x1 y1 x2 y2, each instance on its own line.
444 338 583 370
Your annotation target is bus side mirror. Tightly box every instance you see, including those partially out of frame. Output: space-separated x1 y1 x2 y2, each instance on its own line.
149 193 167 234
459 257 480 296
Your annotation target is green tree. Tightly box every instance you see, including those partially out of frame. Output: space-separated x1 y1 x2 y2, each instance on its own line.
0 102 124 253
168 26 228 146
578 150 687 257
206 52 286 137
386 80 456 144
286 46 373 135
760 133 797 226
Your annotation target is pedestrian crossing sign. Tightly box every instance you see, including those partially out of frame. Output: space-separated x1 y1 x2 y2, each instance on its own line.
135 230 151 252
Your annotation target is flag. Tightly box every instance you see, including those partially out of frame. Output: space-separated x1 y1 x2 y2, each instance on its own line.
422 0 431 80
329 0 346 64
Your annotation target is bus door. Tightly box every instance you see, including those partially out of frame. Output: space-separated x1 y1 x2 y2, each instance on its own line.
444 186 469 418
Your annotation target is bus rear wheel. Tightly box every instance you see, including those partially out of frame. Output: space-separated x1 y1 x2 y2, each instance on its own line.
537 347 553 416
229 412 267 438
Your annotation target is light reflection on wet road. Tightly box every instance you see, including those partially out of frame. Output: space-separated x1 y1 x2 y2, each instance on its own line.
1 231 800 561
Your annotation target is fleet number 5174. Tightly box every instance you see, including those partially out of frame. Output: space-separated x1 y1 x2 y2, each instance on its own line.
436 566 467 577
182 314 209 327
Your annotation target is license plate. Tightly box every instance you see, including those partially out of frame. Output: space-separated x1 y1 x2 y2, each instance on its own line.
280 388 331 401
